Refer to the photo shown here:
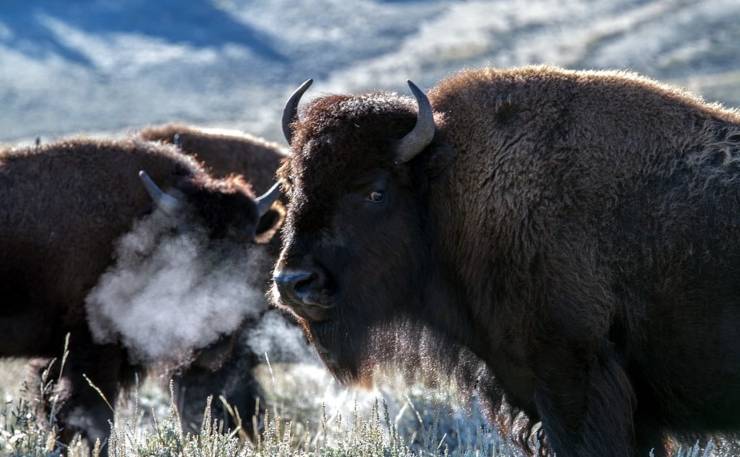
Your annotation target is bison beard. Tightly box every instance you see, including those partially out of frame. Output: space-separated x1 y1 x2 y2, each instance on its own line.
273 67 740 457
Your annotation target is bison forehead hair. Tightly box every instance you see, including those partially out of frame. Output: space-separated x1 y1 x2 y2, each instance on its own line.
280 93 418 193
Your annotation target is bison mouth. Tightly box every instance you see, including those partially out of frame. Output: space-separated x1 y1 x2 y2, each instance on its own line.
292 300 334 322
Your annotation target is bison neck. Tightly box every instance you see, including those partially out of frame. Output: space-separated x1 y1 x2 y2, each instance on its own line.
421 150 548 413
424 241 538 412
410 199 535 414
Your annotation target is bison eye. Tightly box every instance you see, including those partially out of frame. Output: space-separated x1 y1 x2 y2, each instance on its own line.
367 190 385 203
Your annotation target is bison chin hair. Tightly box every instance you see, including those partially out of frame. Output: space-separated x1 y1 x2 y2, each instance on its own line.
281 301 547 455
279 297 472 386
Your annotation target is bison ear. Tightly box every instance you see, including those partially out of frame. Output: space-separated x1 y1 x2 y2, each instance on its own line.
254 204 284 244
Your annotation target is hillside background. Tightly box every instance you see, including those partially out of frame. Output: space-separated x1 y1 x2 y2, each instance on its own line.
1 0 738 144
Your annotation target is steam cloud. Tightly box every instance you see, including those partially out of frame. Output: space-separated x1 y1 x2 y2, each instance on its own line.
247 310 319 364
86 210 270 365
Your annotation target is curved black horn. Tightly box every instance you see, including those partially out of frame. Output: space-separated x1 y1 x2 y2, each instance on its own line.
138 170 182 215
395 80 436 164
282 79 313 145
256 182 281 217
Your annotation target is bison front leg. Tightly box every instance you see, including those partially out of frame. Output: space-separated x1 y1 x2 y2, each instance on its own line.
59 348 129 452
533 344 637 457
46 331 133 455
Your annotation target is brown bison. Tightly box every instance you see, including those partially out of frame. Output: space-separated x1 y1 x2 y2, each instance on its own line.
271 68 740 456
134 124 289 434
137 123 286 192
0 137 280 450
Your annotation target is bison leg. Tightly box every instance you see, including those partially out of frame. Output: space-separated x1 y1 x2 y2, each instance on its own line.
173 340 264 438
46 331 132 455
173 364 263 437
534 345 637 457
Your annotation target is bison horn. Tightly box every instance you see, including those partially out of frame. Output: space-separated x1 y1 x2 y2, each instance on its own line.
282 79 313 145
396 80 436 164
138 170 182 215
256 182 281 217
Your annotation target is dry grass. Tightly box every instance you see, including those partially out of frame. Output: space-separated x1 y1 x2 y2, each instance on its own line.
0 358 732 456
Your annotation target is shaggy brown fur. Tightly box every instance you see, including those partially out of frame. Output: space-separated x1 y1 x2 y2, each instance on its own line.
273 66 740 457
136 123 286 193
0 137 279 451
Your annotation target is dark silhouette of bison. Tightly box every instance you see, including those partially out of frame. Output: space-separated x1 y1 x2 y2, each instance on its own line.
271 68 740 457
135 123 289 434
0 137 280 450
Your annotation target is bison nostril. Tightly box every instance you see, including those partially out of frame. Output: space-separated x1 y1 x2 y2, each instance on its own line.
294 273 318 294
274 268 328 309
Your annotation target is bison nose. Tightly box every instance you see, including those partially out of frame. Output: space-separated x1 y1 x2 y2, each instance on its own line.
273 267 331 315
274 269 313 302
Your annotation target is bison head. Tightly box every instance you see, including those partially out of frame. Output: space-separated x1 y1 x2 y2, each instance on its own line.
138 169 281 244
271 80 462 383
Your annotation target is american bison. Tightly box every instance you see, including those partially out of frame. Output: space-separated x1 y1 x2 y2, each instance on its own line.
135 124 289 434
0 137 280 450
271 68 740 456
